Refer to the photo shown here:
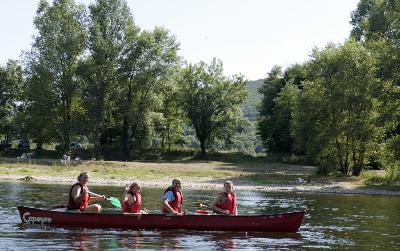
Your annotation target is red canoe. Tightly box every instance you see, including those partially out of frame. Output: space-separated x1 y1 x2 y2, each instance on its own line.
17 206 305 233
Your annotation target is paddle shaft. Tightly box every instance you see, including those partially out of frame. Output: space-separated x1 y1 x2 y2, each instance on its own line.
88 191 106 199
198 204 230 215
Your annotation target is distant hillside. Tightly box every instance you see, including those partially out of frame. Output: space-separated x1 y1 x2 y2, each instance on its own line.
242 79 264 121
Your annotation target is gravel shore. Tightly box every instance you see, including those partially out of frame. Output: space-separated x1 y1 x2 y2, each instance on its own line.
1 174 399 196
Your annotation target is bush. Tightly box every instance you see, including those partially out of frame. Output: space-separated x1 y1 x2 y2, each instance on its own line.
361 167 400 185
161 149 195 160
34 149 60 159
192 151 261 162
70 148 94 160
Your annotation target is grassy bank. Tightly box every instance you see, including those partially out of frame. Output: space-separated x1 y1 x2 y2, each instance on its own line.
0 158 399 192
359 170 400 190
0 160 239 181
0 156 318 186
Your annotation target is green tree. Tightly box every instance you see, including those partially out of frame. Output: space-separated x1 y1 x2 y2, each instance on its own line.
293 41 380 176
291 80 328 166
25 0 87 150
21 63 56 149
283 63 307 88
119 27 179 159
258 66 284 152
180 59 248 156
158 69 185 152
350 0 400 176
258 64 305 154
0 60 23 140
269 84 299 153
79 0 135 157
350 0 388 41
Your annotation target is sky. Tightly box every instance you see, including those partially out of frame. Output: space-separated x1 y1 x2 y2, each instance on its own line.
0 0 360 80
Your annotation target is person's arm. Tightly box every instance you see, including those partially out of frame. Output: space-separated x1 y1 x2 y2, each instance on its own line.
71 186 89 204
84 187 105 202
162 200 177 214
163 191 182 215
233 193 238 215
89 193 106 202
211 194 229 215
120 185 129 205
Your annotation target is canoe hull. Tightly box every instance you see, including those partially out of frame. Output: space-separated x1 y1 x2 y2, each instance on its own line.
17 206 304 233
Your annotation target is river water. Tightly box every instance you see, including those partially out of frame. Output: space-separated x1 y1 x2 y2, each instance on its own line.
0 181 399 250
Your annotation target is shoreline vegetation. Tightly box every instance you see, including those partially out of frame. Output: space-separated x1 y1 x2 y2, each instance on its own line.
1 157 398 196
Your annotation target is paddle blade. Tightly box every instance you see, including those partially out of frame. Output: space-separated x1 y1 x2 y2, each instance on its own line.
108 197 122 208
196 209 211 215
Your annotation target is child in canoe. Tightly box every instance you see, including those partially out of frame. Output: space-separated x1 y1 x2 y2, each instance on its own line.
211 180 238 215
121 182 147 214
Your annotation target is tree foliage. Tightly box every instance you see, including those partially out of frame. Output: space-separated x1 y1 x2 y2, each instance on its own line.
181 59 248 156
118 27 180 159
0 60 23 140
79 0 135 156
25 0 87 149
293 41 380 176
258 64 305 154
350 0 400 176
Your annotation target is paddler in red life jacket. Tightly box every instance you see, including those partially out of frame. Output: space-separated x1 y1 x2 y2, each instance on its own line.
162 178 184 215
211 180 238 215
66 171 105 213
121 182 147 214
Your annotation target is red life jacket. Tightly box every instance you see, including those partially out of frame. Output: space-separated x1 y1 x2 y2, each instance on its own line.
216 192 237 215
123 192 142 213
67 183 90 211
162 187 183 213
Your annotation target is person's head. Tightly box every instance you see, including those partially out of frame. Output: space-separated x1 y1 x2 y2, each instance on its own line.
77 171 90 185
223 180 233 193
172 178 182 191
129 182 141 193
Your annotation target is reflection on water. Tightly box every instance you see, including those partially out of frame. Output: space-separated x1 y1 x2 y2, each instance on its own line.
0 181 399 250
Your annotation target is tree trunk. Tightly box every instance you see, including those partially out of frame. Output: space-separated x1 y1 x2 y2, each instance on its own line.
161 132 165 152
200 138 206 157
121 76 133 161
344 136 349 175
94 141 100 160
352 164 362 176
167 126 171 152
122 116 129 161
36 141 43 149
63 122 70 151
5 129 10 142
352 147 365 176
336 140 345 173
96 85 105 159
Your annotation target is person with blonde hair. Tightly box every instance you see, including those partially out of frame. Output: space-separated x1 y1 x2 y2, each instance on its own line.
66 171 105 213
121 182 146 214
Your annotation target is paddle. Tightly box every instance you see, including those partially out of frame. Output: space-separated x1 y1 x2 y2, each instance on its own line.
195 209 211 215
197 202 231 215
88 191 121 208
